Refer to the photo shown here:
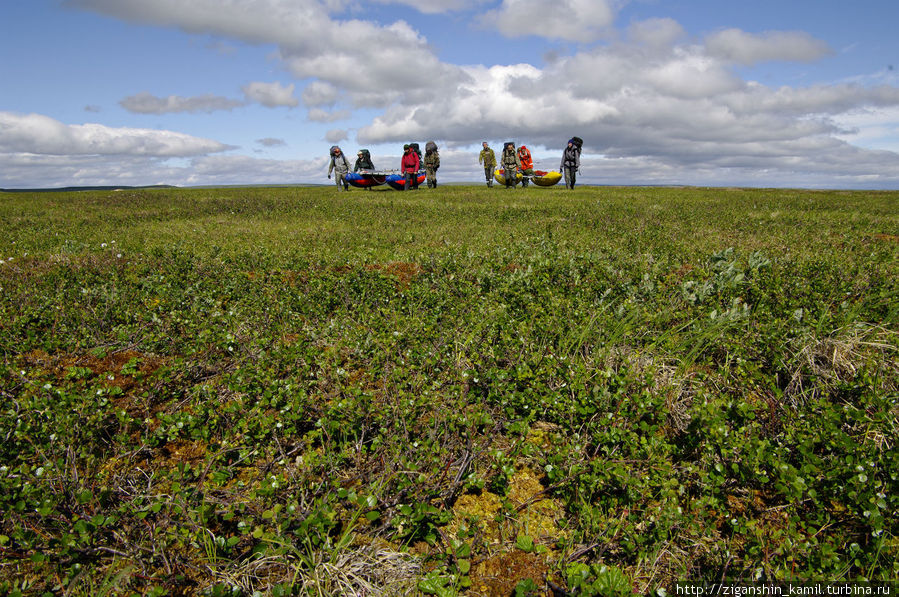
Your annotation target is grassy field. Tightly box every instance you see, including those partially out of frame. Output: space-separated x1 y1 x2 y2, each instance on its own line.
1 185 897 595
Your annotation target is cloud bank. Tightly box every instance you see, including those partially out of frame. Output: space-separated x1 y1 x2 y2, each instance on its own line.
0 111 233 156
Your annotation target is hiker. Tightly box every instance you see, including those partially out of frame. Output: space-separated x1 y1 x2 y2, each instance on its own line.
517 144 534 188
478 141 496 188
354 149 374 172
327 145 350 191
501 142 521 188
400 143 421 190
560 137 582 189
424 141 440 188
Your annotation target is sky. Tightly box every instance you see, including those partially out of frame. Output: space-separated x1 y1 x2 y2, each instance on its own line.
2 0 899 189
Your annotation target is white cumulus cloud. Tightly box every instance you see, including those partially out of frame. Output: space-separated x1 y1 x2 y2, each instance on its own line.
705 28 833 65
241 81 299 108
302 81 340 107
0 111 233 156
482 0 617 42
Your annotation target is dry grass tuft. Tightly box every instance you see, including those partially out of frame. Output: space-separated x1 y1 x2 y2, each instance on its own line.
784 324 898 405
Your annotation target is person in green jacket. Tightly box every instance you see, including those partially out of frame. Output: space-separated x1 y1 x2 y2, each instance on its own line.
478 141 496 188
424 141 440 188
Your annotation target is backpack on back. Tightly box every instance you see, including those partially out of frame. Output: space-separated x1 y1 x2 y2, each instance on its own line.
410 142 422 162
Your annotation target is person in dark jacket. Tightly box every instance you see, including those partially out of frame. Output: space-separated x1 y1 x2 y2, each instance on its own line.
354 149 375 172
560 138 581 189
400 144 421 190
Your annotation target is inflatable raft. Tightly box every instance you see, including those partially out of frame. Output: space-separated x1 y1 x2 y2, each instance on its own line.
494 168 522 186
494 169 562 187
530 170 562 187
386 172 427 190
345 171 388 188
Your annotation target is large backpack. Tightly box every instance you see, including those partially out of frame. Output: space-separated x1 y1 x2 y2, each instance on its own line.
502 142 518 167
410 142 423 164
357 148 374 170
570 137 583 152
425 141 438 153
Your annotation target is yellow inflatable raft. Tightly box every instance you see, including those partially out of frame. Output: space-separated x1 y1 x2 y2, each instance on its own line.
494 168 521 186
494 168 562 187
531 170 562 186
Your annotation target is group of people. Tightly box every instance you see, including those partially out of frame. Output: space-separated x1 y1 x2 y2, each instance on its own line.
328 136 582 191
327 142 441 191
479 138 582 189
479 141 534 189
400 142 441 190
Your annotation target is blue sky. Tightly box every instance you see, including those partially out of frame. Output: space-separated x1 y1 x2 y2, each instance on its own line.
2 0 899 188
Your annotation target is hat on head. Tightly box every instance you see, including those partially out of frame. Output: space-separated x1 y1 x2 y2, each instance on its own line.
404 144 410 149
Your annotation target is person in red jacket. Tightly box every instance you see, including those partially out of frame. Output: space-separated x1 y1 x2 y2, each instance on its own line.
517 145 534 188
400 143 421 190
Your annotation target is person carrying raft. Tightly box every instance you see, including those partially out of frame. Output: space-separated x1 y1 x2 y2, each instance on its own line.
501 142 521 188
424 141 440 188
560 137 582 190
400 143 421 190
517 144 534 188
327 145 350 191
354 149 374 172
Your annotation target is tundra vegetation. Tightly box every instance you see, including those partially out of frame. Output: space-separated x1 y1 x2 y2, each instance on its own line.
0 185 896 596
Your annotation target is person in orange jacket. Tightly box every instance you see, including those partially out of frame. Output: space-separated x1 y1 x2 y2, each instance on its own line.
400 144 421 190
517 145 534 187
